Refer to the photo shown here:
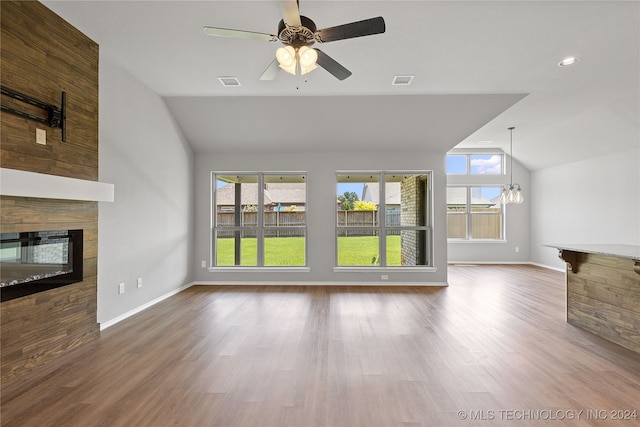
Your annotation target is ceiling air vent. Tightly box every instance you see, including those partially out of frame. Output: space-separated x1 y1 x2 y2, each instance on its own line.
392 75 414 86
217 76 241 87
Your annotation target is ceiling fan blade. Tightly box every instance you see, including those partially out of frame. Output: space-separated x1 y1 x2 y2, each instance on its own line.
315 49 352 81
278 0 302 27
260 58 281 81
315 17 385 43
203 26 278 42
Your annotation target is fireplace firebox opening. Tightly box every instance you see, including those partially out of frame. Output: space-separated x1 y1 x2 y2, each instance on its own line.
0 229 83 302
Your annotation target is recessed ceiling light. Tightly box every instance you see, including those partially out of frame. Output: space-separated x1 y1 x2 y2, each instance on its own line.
392 75 414 86
218 76 241 87
558 56 579 67
478 140 494 144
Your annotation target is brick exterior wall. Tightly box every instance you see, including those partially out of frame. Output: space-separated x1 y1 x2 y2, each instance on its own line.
400 176 427 266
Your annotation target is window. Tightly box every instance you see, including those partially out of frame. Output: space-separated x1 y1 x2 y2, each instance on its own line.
336 172 432 267
211 173 306 267
447 186 504 240
446 154 503 175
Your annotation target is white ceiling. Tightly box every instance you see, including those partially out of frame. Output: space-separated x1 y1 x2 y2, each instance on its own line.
42 0 639 171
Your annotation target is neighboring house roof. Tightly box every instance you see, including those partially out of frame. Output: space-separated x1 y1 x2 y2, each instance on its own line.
216 183 305 206
361 182 401 205
264 183 306 205
446 187 497 207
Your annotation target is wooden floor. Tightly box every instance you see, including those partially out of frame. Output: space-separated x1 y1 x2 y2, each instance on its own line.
2 265 640 427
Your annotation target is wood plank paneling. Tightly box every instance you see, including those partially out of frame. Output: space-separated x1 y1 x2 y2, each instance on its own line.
1 1 98 181
566 252 640 353
1 0 100 383
1 197 100 382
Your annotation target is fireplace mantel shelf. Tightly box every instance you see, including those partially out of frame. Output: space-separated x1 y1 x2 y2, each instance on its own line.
0 168 114 202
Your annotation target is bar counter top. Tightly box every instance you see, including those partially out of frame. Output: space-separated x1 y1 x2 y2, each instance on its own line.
545 243 640 260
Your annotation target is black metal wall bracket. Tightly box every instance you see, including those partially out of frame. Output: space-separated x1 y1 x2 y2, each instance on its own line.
0 86 66 142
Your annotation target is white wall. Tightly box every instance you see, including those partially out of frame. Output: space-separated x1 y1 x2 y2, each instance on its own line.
98 55 194 324
530 148 640 269
193 151 449 285
447 153 531 263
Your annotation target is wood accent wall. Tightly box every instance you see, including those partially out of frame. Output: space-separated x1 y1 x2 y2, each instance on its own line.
566 252 640 353
1 1 100 383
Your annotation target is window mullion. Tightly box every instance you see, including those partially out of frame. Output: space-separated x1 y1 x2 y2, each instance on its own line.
379 172 386 267
257 173 264 266
466 186 472 240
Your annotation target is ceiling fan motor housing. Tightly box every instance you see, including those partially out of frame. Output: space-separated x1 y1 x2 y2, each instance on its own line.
278 16 317 48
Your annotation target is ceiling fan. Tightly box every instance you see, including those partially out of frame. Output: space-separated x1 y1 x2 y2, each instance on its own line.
203 0 385 81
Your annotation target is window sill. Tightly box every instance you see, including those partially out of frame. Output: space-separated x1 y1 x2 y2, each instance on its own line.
333 267 437 273
208 267 310 273
448 240 507 244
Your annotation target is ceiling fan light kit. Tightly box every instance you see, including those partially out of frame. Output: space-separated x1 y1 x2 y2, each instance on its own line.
203 0 385 81
276 45 318 76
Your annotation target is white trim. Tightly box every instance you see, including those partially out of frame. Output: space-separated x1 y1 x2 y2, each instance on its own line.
208 267 310 273
448 261 527 265
447 261 566 273
333 267 437 273
99 282 195 330
0 167 114 202
447 240 507 244
193 281 448 287
528 262 565 272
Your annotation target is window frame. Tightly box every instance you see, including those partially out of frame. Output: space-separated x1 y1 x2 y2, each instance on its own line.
446 185 505 241
446 150 508 242
334 171 434 270
210 171 309 270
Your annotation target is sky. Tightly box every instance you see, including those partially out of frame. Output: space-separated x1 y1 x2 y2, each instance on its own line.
336 183 365 198
447 155 503 201
446 154 502 175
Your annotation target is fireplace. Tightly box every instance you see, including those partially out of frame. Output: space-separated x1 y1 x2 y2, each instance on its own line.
0 229 83 302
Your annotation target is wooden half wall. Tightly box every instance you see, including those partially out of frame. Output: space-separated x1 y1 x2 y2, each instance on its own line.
566 252 640 353
1 1 100 382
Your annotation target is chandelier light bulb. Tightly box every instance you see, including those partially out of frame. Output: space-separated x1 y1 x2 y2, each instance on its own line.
500 187 508 205
514 186 524 204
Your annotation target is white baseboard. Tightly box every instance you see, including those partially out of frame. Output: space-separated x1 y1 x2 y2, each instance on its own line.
192 281 449 287
99 282 195 331
528 262 565 272
448 261 566 273
448 261 528 265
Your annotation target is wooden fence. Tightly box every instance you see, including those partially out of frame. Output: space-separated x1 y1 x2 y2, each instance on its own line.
216 212 305 237
216 211 402 238
447 211 502 239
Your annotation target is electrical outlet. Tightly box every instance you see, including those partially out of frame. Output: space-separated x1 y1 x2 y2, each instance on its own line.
118 282 125 294
137 277 143 288
201 260 207 268
381 275 389 280
515 247 520 253
36 128 46 145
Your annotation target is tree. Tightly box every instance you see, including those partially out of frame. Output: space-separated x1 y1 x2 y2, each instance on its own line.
338 191 359 210
354 200 377 211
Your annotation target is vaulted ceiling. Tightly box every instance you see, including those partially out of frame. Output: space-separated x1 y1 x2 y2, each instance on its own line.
42 1 639 171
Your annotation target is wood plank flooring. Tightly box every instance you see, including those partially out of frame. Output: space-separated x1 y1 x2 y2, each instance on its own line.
2 265 640 426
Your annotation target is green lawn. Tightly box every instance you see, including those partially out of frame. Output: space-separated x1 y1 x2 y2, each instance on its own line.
215 235 401 266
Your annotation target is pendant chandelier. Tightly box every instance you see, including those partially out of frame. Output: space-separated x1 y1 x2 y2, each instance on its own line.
500 126 524 204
